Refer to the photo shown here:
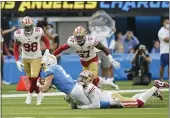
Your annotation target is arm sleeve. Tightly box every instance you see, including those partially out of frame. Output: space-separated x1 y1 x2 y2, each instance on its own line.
86 91 100 109
52 43 70 56
45 70 54 77
13 41 20 61
80 85 100 109
95 42 110 56
41 35 50 49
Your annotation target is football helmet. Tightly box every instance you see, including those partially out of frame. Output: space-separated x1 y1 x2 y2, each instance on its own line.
41 50 57 68
78 70 94 85
73 26 86 45
21 16 34 36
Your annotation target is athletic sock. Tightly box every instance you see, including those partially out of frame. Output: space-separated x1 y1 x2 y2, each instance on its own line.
29 78 34 93
132 93 143 99
138 86 157 103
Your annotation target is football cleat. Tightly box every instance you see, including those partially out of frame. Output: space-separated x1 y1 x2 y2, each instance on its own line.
36 92 43 105
25 93 32 105
153 89 163 100
154 80 169 89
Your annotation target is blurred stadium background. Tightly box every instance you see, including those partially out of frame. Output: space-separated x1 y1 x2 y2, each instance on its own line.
1 1 169 118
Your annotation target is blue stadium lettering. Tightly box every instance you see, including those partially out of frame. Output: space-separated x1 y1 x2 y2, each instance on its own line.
100 2 169 11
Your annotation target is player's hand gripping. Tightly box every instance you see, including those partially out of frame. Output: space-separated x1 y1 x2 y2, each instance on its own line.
108 54 120 69
16 61 24 72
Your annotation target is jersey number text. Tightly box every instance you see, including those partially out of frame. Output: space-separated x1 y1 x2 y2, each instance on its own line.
77 50 90 58
23 42 38 52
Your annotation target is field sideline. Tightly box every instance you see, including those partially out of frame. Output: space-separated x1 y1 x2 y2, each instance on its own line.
2 81 169 118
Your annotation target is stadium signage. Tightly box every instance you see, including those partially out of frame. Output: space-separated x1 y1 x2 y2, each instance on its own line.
1 1 168 12
100 1 169 11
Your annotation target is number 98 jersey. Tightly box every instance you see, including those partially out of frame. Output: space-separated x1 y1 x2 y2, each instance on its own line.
67 35 98 61
14 27 44 59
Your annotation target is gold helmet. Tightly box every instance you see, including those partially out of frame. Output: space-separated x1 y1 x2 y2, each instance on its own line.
73 26 86 45
21 16 34 36
78 70 94 85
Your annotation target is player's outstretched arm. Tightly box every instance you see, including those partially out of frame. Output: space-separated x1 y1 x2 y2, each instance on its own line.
13 40 24 72
53 43 70 56
37 75 54 92
95 42 120 69
13 40 20 61
41 35 50 49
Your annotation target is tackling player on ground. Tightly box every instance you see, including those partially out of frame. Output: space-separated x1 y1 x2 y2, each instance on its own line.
13 16 50 105
37 51 92 107
53 26 120 89
77 70 169 109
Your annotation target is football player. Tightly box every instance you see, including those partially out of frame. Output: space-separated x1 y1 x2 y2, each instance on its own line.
77 70 169 109
13 16 50 105
37 51 92 107
53 26 120 88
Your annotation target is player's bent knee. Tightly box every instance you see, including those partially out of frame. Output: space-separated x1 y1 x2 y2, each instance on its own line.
137 99 144 107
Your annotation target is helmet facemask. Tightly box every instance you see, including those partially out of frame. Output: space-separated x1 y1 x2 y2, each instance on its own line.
78 71 94 85
75 35 85 45
23 24 33 36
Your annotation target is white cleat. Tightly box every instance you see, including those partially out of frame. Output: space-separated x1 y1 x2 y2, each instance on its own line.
154 80 169 88
36 92 43 105
25 93 32 105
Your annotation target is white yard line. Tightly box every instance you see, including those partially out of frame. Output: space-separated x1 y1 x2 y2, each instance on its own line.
2 112 168 115
2 88 169 98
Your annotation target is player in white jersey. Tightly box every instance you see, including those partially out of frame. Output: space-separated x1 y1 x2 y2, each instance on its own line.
77 70 169 109
13 16 50 105
158 18 169 81
53 26 120 89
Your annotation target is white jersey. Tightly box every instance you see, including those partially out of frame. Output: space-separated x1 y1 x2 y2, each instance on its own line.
14 27 44 59
84 83 112 102
67 35 98 61
158 27 169 54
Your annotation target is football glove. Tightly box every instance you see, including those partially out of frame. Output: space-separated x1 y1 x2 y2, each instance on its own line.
16 61 24 72
108 54 120 69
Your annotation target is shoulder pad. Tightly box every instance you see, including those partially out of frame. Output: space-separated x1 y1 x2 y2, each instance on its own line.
67 36 75 46
84 83 96 95
13 29 23 41
34 27 44 36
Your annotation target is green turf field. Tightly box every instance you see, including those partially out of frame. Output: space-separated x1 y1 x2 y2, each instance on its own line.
1 81 169 118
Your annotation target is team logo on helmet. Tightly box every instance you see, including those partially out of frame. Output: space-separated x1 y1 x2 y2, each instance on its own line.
21 16 34 36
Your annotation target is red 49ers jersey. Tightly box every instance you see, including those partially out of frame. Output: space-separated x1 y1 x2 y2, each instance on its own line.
14 27 44 59
67 35 98 61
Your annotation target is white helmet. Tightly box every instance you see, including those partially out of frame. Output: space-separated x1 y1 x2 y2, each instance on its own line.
78 70 94 85
41 50 57 66
21 16 34 36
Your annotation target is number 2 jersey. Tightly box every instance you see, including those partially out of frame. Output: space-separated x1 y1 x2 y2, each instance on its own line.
44 63 76 94
14 27 44 59
67 35 98 61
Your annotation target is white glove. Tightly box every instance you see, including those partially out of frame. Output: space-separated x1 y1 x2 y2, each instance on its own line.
16 61 24 72
108 54 120 69
44 49 50 55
